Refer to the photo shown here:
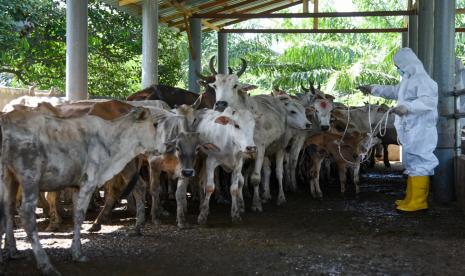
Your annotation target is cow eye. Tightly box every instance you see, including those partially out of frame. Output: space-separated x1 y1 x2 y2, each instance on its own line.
176 146 181 152
234 124 240 129
291 111 297 114
213 84 217 89
233 84 238 89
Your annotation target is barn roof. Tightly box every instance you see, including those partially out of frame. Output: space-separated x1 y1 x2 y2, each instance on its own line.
101 0 304 32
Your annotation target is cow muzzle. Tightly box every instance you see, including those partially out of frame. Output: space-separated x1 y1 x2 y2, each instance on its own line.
181 169 195 177
214 101 228 111
245 146 257 153
320 125 329 131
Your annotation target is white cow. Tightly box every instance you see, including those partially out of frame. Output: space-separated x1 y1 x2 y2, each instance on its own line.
0 104 159 275
195 107 257 223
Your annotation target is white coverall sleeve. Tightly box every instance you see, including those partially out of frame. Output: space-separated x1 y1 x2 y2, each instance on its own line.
401 83 437 114
371 84 400 100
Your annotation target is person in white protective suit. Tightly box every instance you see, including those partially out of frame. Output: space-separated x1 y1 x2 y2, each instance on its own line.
455 58 465 130
357 47 439 212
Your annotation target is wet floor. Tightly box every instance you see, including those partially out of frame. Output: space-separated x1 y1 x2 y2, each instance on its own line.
5 163 465 275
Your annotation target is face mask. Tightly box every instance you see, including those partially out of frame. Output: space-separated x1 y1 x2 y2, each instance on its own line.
397 68 406 77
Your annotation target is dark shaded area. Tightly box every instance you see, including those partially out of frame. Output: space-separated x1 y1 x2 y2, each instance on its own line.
6 163 465 275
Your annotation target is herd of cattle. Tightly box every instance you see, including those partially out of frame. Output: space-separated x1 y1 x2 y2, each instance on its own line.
0 57 396 275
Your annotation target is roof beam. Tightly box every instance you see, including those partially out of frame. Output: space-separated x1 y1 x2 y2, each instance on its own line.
165 0 220 31
193 10 416 19
119 0 141 6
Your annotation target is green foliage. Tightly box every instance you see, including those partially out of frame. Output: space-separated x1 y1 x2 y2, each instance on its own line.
0 0 183 98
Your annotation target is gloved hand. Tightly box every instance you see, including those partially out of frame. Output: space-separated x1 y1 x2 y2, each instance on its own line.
357 85 373 95
391 105 408 116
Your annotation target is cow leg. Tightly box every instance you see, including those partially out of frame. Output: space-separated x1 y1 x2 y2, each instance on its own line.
20 180 59 275
70 185 95 263
149 159 163 225
124 176 145 236
230 159 244 223
237 169 246 214
89 179 126 232
261 157 272 202
275 149 286 206
38 192 50 218
176 178 189 229
167 178 175 200
283 152 291 191
383 144 391 168
312 157 324 199
4 172 21 259
337 161 348 194
354 162 361 194
198 158 218 225
44 192 61 232
289 136 305 192
251 145 265 212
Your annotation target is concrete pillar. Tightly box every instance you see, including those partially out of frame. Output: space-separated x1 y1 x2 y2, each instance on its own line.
141 0 158 88
408 13 418 54
217 32 228 74
188 18 202 93
417 0 435 75
402 32 408 48
432 0 456 203
66 0 88 101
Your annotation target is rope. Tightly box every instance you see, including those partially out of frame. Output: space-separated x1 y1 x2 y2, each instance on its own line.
337 97 394 166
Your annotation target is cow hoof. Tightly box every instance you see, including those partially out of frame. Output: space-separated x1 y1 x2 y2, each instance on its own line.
152 219 162 226
41 264 61 276
177 222 192 230
251 204 263 213
45 224 60 232
231 216 242 224
8 250 26 260
126 228 142 237
88 224 101 232
262 193 271 202
197 214 208 225
276 197 286 206
73 255 89 263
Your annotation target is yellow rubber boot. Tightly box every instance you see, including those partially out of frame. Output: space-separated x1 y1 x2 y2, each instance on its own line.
395 177 412 206
396 176 429 212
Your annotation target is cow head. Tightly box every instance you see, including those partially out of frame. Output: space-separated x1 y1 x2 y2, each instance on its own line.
312 99 334 131
214 107 257 155
165 132 219 178
358 135 381 162
276 95 312 130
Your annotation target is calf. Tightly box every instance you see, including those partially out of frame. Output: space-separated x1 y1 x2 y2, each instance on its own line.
0 104 158 275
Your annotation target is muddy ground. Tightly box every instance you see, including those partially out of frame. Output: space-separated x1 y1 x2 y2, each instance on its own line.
6 163 465 275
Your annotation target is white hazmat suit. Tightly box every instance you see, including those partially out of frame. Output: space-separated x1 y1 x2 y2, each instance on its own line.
371 48 439 176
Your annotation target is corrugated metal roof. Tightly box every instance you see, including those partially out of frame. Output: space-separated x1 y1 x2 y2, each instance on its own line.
100 0 304 32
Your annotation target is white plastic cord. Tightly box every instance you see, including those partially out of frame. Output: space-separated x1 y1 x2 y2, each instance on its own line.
337 97 394 166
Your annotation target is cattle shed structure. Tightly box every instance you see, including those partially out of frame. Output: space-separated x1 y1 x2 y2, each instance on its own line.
66 0 462 205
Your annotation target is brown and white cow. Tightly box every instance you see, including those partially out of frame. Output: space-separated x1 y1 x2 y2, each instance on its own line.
0 103 159 275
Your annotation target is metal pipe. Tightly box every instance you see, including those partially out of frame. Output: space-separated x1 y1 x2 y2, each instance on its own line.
417 0 434 75
188 18 202 93
217 32 228 74
141 0 158 88
455 95 462 156
66 0 88 101
220 28 408 34
408 2 418 54
402 32 408 48
432 0 456 203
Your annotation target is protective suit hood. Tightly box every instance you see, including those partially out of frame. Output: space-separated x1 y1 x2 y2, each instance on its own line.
393 48 427 78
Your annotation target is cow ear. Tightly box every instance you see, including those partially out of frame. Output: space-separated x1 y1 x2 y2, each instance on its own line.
200 143 220 153
214 116 232 125
133 107 148 120
240 84 258 92
164 141 176 153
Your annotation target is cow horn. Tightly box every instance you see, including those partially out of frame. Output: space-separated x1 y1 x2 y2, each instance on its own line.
317 83 321 90
310 81 316 95
195 70 210 81
236 58 247 77
209 56 218 75
301 83 310 93
192 93 203 110
228 67 233 74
